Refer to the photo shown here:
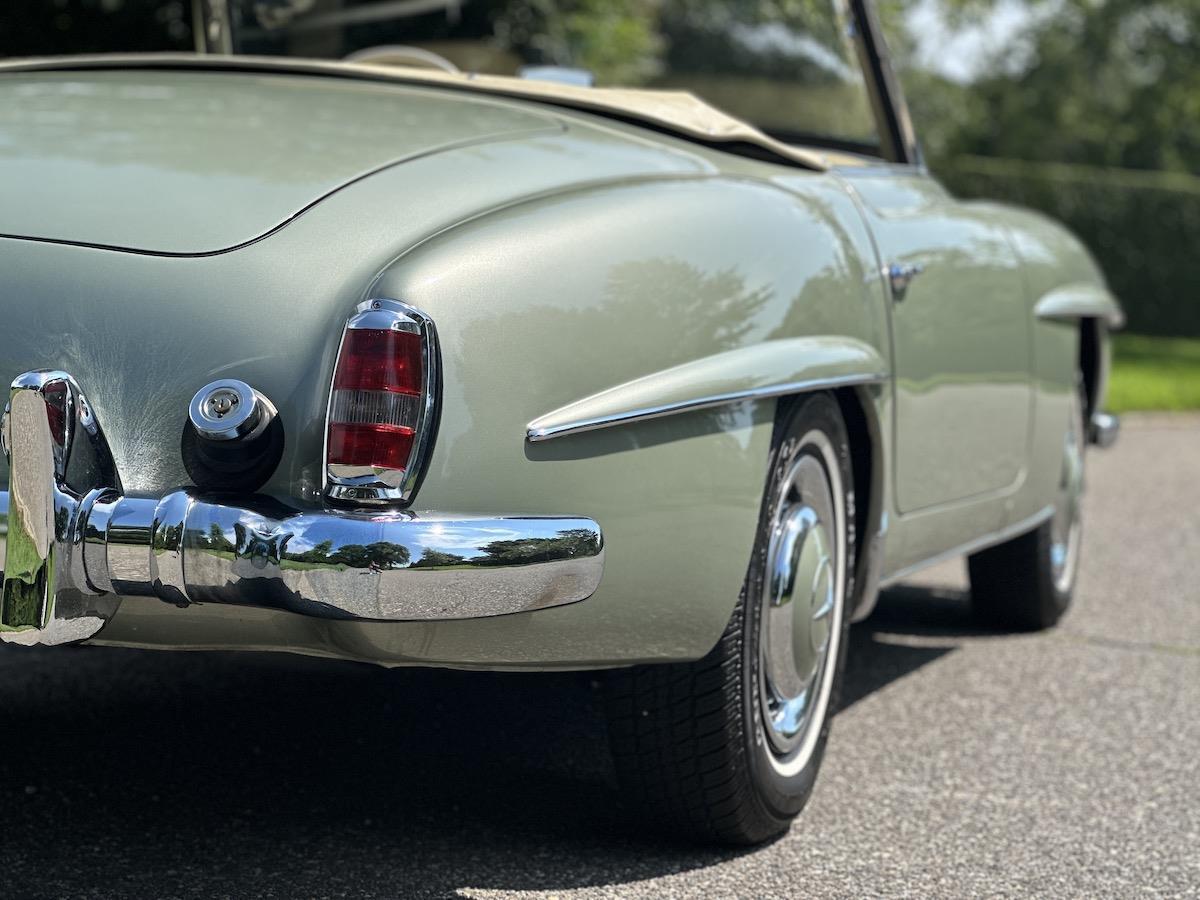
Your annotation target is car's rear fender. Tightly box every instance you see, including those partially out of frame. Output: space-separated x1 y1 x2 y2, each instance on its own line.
347 173 892 665
0 139 893 665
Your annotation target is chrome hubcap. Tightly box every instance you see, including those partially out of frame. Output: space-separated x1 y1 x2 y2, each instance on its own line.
1050 391 1085 594
759 436 844 773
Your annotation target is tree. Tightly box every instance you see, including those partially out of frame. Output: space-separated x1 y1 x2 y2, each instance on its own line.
881 0 1200 174
413 549 468 568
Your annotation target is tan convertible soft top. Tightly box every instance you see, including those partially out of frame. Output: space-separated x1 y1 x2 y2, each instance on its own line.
0 53 860 171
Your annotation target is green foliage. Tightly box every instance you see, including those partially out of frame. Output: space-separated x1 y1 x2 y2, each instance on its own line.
938 1 1200 174
497 0 664 84
292 539 412 569
495 0 862 87
891 1 1199 339
475 528 599 566
413 549 468 568
936 155 1200 337
888 0 1200 173
1109 334 1200 411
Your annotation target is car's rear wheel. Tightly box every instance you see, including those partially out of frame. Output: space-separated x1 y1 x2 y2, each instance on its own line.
604 392 855 845
968 381 1087 630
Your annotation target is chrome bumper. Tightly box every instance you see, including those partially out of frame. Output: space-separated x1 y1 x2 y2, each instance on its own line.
0 371 603 646
1089 411 1120 449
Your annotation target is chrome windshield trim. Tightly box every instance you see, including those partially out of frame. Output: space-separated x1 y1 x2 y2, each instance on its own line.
526 373 889 443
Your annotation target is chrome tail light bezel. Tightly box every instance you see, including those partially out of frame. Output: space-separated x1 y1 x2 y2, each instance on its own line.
323 297 441 507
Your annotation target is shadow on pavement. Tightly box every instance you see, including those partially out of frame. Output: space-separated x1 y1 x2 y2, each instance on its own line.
0 583 981 898
838 583 983 710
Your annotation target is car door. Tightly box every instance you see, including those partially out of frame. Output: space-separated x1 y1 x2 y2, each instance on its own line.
839 168 1033 512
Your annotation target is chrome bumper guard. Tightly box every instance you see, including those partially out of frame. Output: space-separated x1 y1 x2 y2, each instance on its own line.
0 371 603 646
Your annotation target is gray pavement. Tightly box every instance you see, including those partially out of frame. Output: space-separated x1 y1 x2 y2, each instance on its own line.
0 415 1196 898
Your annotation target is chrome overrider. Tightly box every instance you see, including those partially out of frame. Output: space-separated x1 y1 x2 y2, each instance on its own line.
0 371 604 646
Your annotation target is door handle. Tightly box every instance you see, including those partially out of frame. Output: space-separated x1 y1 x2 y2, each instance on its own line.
886 262 924 302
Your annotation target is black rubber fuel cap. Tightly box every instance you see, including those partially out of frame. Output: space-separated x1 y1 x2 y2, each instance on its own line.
181 379 284 494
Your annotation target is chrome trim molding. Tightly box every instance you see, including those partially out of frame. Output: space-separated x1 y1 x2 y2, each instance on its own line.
188 378 276 442
526 373 889 442
1032 283 1126 330
1089 412 1120 449
885 262 924 302
0 370 603 646
0 371 123 645
96 497 603 622
324 298 441 507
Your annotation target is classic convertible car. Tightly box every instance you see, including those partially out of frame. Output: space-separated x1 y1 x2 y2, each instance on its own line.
0 0 1120 844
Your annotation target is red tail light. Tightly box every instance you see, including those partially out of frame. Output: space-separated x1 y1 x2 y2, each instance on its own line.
332 328 423 395
325 299 439 506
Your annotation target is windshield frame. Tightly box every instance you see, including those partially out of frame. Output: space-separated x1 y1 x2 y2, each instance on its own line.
849 0 921 166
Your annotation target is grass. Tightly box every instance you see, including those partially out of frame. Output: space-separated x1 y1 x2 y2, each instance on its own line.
1108 334 1200 412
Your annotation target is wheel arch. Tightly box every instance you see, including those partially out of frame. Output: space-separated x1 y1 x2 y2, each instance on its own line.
1078 316 1111 420
835 386 888 623
1032 283 1121 420
774 383 888 624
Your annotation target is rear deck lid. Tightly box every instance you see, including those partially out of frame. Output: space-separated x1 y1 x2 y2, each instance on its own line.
0 69 561 254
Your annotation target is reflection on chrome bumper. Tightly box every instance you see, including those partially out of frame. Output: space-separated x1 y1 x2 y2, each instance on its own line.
94 495 601 621
1089 411 1120 449
0 370 603 646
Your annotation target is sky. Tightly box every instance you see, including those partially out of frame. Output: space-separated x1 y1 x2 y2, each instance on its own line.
904 0 1039 82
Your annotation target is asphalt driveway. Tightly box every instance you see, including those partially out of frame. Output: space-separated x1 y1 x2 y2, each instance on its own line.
0 415 1195 898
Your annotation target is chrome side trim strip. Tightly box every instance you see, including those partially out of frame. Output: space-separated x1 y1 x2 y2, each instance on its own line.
526 373 889 442
1032 283 1126 329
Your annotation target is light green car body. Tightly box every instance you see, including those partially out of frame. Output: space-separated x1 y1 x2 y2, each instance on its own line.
0 61 1119 669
